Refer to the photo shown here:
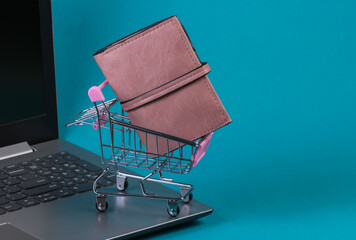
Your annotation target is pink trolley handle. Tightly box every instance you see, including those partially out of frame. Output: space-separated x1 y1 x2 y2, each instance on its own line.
191 132 214 167
88 80 109 103
88 80 109 129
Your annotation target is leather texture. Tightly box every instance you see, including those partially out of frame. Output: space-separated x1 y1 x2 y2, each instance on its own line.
94 16 231 155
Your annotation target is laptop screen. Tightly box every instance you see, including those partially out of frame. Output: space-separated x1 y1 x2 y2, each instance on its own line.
0 0 58 147
1 0 45 125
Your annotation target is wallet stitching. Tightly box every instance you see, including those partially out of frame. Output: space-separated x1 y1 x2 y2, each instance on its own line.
123 65 209 110
98 20 189 60
99 19 197 68
99 20 172 55
171 21 197 66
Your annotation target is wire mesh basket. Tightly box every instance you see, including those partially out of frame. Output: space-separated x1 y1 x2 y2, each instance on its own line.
66 80 213 216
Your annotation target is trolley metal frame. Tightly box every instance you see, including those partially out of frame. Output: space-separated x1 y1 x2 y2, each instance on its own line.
66 81 213 217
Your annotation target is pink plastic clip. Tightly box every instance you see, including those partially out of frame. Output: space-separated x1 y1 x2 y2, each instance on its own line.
93 114 107 130
88 80 109 102
191 132 214 167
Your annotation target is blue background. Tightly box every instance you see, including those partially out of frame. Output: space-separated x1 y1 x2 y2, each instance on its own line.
52 0 356 239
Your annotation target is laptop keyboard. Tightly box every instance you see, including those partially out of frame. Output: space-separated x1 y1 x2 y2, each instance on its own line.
0 151 115 215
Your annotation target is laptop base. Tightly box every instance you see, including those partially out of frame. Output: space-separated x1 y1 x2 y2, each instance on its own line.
0 139 213 240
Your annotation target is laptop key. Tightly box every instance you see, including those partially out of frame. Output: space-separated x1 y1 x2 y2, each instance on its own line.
0 190 5 197
0 173 8 180
59 179 75 187
63 163 77 170
0 209 5 215
72 177 88 184
3 186 21 194
47 174 63 182
53 158 66 165
74 160 101 172
35 193 57 202
17 172 38 181
73 167 88 175
63 154 80 162
3 177 21 186
3 164 18 171
53 188 75 198
85 173 100 181
0 183 5 188
56 151 69 157
16 198 40 207
72 182 93 193
31 158 45 164
0 202 22 212
18 177 50 190
6 192 27 201
23 183 61 196
36 169 52 177
50 166 65 173
0 197 9 205
40 161 55 168
7 168 28 177
60 171 76 179
26 165 42 172
43 154 56 160
98 178 115 187
19 161 32 166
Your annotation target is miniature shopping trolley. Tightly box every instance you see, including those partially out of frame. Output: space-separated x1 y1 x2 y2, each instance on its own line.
66 80 214 217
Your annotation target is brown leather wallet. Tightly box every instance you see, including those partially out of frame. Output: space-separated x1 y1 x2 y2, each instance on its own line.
94 16 231 155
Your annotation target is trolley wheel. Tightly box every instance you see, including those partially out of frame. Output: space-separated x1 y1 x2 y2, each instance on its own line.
183 193 193 203
180 186 193 203
96 195 108 212
96 201 108 212
167 200 180 217
117 178 128 191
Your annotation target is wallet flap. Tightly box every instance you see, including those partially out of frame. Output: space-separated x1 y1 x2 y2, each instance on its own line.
94 16 201 103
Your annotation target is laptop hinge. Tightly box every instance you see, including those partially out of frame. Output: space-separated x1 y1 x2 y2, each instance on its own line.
0 142 34 161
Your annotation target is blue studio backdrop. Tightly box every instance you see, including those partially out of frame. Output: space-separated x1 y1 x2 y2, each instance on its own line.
52 0 356 239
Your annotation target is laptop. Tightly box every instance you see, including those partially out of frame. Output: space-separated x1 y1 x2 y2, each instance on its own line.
0 0 213 239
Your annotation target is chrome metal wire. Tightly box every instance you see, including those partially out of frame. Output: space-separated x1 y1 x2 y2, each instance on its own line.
66 98 197 175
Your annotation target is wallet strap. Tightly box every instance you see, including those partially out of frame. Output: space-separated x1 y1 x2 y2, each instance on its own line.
121 63 211 111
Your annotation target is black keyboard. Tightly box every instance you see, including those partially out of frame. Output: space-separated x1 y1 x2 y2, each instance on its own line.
0 151 115 215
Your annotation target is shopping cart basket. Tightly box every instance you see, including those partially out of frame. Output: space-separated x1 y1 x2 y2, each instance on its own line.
66 80 214 217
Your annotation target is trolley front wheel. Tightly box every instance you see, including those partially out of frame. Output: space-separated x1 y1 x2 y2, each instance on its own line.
96 201 108 212
117 176 128 191
180 186 193 203
183 193 193 203
167 200 180 217
96 195 108 212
